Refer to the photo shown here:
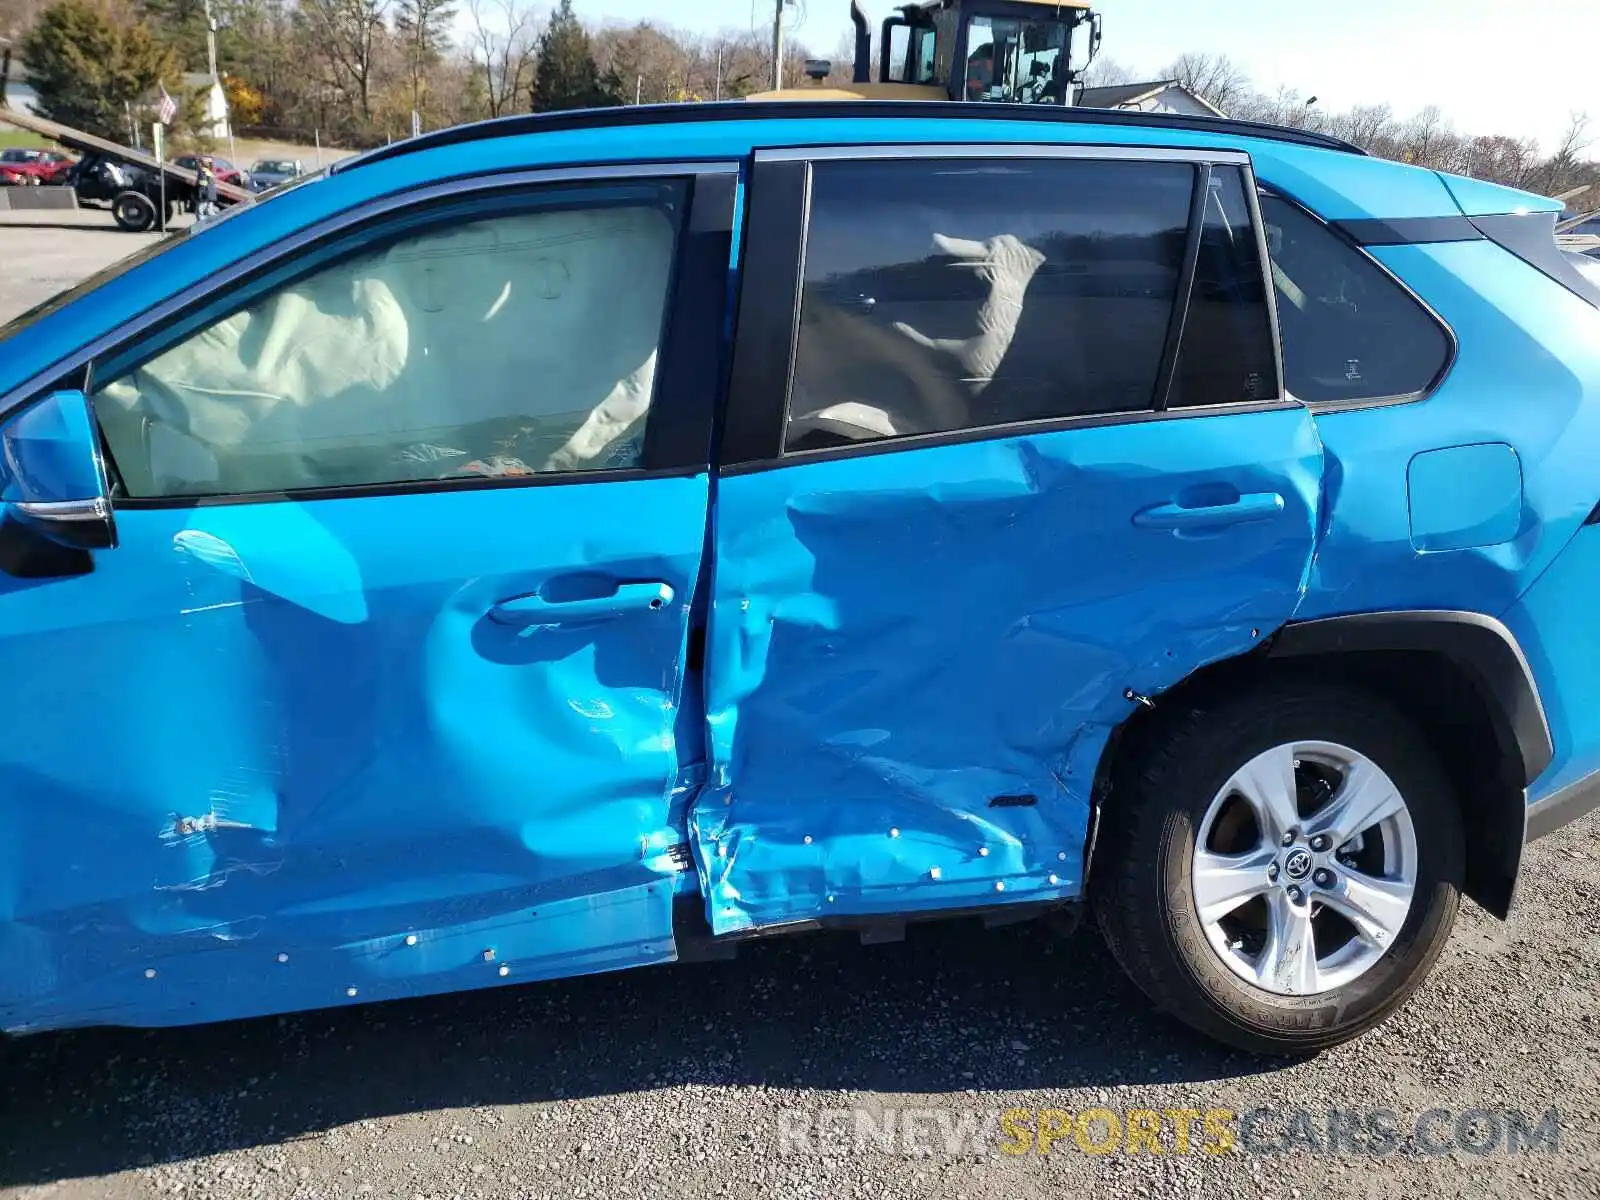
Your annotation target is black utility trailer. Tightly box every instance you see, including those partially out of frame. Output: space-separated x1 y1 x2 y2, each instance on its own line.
0 91 251 231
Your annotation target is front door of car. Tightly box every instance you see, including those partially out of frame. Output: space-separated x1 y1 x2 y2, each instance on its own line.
695 147 1325 934
0 165 734 1032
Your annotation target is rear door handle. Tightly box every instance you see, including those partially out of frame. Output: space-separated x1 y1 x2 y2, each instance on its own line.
1133 492 1285 531
490 582 675 629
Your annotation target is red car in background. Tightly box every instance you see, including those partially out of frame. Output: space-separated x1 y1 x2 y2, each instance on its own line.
173 154 248 188
0 147 75 185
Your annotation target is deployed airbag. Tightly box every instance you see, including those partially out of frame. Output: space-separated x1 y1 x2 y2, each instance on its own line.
95 203 677 496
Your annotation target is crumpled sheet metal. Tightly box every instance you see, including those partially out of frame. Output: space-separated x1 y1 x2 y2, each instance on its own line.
694 411 1325 934
0 474 707 1032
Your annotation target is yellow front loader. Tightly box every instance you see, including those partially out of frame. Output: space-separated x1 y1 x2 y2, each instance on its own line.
755 0 1103 105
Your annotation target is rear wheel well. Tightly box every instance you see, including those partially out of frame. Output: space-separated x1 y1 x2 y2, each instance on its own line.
1097 648 1524 917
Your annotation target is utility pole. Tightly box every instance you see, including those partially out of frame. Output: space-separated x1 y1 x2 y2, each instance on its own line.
201 0 238 164
770 0 785 91
203 0 218 82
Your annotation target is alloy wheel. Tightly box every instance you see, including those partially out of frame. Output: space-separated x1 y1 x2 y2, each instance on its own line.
1190 741 1418 996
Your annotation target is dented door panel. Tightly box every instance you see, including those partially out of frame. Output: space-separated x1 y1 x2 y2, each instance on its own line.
0 478 706 1032
693 409 1325 934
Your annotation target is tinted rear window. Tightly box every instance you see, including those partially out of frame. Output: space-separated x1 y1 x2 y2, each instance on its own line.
786 156 1195 450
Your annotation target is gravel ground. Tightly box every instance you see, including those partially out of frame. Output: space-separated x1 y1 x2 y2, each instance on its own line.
1 808 1597 1199
0 210 173 325
2 219 1599 1199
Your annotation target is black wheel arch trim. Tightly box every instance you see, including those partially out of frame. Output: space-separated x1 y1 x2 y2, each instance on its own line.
1267 610 1552 788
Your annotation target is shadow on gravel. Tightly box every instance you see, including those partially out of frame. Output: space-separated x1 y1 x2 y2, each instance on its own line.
0 215 129 231
0 921 1282 1185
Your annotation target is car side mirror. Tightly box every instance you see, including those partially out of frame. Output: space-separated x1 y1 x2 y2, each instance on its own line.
1 389 117 551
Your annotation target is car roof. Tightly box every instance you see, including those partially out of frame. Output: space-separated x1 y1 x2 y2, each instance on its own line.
333 99 1364 177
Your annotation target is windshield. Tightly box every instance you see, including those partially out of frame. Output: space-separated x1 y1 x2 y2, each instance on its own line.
964 13 1072 104
255 160 297 174
0 167 328 347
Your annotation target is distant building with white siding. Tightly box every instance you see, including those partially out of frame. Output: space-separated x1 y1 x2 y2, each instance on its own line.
1076 80 1225 118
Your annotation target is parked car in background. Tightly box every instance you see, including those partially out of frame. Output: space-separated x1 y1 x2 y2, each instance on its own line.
0 147 74 185
247 158 304 192
1 102 1599 1057
173 154 247 188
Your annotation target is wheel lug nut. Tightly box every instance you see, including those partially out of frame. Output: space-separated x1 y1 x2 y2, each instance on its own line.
1267 864 1279 882
1313 868 1334 888
1286 885 1305 904
1310 834 1331 852
1281 830 1298 847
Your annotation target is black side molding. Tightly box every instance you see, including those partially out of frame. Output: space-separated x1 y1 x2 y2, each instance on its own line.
1268 610 1553 787
1333 216 1484 246
1526 770 1600 841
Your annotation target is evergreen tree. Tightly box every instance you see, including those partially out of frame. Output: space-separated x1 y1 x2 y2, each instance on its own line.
137 0 209 72
394 0 456 118
22 0 177 140
528 0 618 113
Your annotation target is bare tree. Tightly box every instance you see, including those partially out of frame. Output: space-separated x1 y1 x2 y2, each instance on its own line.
300 0 389 121
1533 111 1593 194
1460 134 1541 190
1080 56 1138 89
1394 104 1455 167
466 0 537 118
1327 103 1398 155
1232 85 1321 129
1159 52 1251 115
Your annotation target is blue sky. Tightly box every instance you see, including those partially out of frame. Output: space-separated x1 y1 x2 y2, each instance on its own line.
578 0 1595 152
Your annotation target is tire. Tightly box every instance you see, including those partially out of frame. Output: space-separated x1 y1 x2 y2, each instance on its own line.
1092 682 1464 1055
111 190 157 232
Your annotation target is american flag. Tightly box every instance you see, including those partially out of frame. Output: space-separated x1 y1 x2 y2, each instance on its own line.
156 84 177 126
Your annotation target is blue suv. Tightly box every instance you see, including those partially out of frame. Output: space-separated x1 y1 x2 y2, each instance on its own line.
2 102 1598 1055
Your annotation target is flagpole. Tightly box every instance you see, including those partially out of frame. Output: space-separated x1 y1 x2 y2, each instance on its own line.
155 122 165 233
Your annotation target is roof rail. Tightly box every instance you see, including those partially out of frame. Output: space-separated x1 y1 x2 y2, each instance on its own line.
332 100 1366 175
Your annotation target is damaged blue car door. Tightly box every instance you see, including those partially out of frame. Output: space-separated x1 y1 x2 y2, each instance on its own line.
694 147 1325 933
0 165 734 1032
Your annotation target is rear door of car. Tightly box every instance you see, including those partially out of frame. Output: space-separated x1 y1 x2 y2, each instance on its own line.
693 143 1326 934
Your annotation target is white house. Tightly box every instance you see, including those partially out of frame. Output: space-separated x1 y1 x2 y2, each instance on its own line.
1076 80 1226 118
179 72 231 140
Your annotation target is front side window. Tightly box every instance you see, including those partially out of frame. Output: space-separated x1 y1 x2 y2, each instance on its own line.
91 182 684 499
786 157 1193 452
1261 192 1451 404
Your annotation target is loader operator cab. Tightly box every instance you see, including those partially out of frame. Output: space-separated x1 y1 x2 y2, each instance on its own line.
866 0 1102 106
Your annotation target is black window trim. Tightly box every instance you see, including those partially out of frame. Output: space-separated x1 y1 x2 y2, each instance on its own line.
720 143 1291 473
1258 186 1460 414
1153 161 1211 412
1 161 740 509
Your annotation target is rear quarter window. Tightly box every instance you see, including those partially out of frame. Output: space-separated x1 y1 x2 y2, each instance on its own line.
1261 193 1452 405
